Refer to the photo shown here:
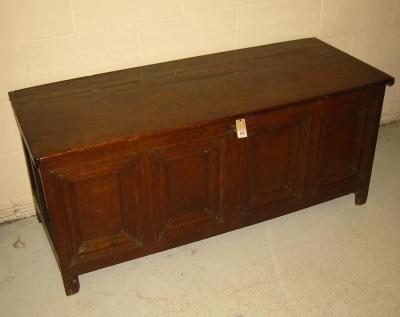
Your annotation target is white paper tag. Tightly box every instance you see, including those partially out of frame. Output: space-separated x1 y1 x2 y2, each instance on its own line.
235 118 247 138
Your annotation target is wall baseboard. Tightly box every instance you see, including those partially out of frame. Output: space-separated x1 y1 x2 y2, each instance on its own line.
0 197 35 224
380 110 400 126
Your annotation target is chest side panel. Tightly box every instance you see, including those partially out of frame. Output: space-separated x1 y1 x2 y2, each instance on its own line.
310 87 385 198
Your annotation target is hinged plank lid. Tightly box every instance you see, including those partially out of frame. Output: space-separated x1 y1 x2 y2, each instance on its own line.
10 38 395 163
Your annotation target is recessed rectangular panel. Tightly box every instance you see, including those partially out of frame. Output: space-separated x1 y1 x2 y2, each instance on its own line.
52 157 141 260
319 111 366 183
315 103 368 191
73 173 123 242
252 130 292 196
224 105 312 225
244 124 304 211
166 154 207 217
151 138 224 240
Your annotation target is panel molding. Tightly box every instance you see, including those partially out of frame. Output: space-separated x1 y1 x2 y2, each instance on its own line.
150 137 225 241
313 100 371 194
50 156 142 262
242 118 310 215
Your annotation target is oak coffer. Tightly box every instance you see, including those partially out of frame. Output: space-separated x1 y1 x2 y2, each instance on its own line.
9 38 395 295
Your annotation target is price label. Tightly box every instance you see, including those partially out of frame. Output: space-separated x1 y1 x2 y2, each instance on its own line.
235 118 247 138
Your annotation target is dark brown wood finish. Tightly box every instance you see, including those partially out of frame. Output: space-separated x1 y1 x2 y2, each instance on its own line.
10 38 394 295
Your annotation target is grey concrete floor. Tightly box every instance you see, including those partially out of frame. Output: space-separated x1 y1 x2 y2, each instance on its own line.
1 123 400 317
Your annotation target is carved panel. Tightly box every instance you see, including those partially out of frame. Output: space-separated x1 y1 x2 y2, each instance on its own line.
151 138 225 241
313 101 369 193
52 157 142 261
243 120 309 213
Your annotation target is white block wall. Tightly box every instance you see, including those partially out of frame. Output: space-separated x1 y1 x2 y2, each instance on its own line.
1 0 399 222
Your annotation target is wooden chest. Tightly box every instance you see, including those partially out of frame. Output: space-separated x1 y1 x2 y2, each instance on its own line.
10 38 394 295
